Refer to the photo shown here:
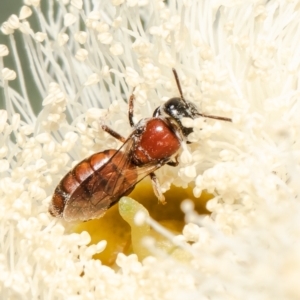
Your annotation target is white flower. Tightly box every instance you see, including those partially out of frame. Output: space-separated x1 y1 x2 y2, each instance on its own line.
1 0 300 299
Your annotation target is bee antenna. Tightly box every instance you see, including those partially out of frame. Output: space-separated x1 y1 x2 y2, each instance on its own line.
172 68 187 104
198 113 232 122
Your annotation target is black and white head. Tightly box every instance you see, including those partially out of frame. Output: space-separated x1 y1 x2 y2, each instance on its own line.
153 97 199 137
153 69 232 138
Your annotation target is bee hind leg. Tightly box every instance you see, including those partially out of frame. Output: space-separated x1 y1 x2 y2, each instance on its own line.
150 172 166 205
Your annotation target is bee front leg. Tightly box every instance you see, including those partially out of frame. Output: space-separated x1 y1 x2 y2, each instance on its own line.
101 125 126 143
150 172 166 205
128 89 136 127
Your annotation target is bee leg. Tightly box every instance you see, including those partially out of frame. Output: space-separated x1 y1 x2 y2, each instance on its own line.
101 125 126 143
128 90 136 127
150 172 166 205
167 155 179 167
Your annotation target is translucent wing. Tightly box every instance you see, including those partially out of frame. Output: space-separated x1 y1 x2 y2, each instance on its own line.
63 133 167 222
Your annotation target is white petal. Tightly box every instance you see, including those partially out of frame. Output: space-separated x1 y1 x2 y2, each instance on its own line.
64 13 77 27
0 45 9 57
75 48 88 61
19 6 32 20
7 15 20 30
71 0 83 9
34 32 47 42
2 68 17 81
84 73 100 86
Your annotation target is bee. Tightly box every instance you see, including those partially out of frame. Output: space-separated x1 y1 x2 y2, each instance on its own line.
49 69 231 222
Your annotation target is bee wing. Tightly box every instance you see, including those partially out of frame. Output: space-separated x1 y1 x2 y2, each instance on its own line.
63 133 166 222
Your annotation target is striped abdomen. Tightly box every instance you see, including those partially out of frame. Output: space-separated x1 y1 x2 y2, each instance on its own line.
49 149 137 222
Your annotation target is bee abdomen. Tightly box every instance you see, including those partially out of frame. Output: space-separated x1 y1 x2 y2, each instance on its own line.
49 150 117 218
